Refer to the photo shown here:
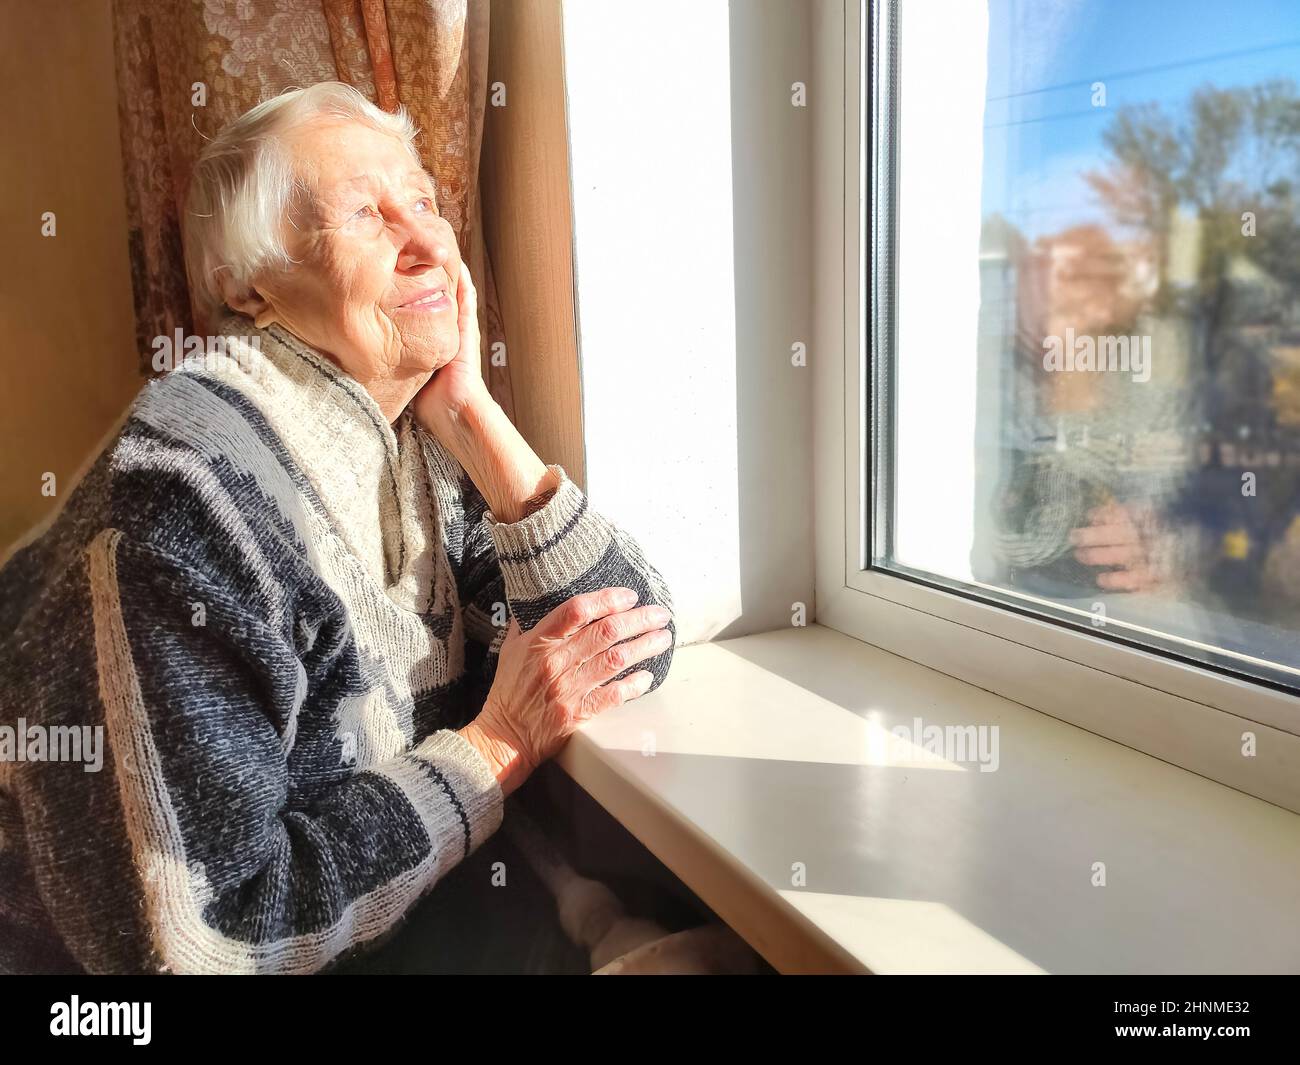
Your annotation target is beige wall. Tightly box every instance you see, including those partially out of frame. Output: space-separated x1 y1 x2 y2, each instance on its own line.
0 0 141 555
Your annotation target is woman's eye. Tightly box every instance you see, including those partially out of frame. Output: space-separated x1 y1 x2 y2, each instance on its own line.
351 205 379 221
414 197 435 213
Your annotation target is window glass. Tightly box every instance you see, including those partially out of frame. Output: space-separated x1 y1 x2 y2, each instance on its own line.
877 0 1300 687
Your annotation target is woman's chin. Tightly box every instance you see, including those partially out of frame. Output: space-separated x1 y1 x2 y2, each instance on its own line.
400 340 458 375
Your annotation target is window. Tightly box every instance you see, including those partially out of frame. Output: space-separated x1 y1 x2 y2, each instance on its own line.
816 0 1300 812
877 0 1300 691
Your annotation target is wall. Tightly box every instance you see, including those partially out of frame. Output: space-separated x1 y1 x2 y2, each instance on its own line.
0 0 141 557
561 0 816 644
722 0 816 640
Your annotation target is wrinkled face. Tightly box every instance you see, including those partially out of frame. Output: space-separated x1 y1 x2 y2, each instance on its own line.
251 118 461 389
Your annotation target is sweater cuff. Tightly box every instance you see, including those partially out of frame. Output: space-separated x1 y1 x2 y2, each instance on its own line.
482 464 616 604
376 729 504 863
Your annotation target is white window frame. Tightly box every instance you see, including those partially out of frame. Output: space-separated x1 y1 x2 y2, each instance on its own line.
812 0 1300 814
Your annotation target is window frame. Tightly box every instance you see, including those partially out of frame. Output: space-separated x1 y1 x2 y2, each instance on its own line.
812 0 1300 814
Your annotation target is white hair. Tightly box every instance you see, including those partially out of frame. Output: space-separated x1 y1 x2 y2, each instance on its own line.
183 81 422 318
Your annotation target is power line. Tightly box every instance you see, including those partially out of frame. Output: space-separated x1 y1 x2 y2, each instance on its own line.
984 87 1234 131
986 38 1300 104
985 106 1108 131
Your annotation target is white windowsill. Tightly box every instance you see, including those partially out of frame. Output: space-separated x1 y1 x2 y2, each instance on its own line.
555 623 1300 974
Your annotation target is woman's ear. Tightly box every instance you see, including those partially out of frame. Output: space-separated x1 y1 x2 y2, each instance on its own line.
223 279 277 328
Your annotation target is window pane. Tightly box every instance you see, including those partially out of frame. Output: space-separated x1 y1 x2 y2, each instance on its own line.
876 0 1300 688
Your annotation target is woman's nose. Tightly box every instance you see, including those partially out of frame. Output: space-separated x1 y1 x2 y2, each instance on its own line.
395 217 451 273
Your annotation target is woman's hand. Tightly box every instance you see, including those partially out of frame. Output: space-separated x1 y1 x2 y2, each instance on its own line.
407 256 552 522
459 588 674 795
412 261 490 428
1068 500 1173 592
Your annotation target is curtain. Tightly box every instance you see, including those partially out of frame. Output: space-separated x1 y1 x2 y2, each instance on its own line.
111 0 515 421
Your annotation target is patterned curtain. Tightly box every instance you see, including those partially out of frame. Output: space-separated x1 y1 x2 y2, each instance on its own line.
111 0 515 421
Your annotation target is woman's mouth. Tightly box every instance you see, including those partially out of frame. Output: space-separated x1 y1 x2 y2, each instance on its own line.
398 287 451 312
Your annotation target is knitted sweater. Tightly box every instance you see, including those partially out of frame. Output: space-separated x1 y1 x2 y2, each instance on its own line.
0 315 675 975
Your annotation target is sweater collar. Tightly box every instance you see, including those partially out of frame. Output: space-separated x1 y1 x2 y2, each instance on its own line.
202 312 444 612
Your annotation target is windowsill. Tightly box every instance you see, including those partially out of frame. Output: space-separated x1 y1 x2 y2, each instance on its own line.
555 623 1300 974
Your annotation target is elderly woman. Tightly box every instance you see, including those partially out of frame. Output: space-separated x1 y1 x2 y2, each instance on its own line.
0 83 675 974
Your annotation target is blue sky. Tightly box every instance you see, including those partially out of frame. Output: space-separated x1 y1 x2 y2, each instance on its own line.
981 0 1300 235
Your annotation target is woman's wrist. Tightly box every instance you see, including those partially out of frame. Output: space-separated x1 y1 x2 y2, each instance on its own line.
419 385 553 524
458 718 533 798
416 379 494 439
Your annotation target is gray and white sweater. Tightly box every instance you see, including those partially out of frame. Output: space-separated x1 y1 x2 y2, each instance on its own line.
0 314 675 974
